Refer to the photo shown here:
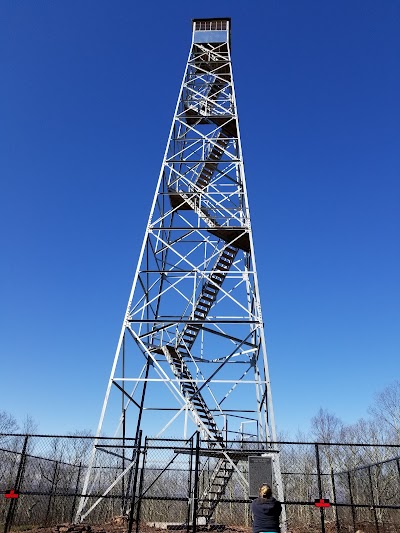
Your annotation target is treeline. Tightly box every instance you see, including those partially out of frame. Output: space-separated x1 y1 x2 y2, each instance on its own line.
0 381 399 530
296 379 400 445
0 412 38 436
2 380 399 444
275 380 400 530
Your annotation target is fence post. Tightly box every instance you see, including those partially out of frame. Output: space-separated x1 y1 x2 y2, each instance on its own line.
4 435 29 533
315 444 326 533
186 434 194 533
330 468 340 533
124 437 138 516
135 437 147 533
122 408 126 515
128 430 142 533
347 471 356 531
70 461 82 523
396 459 400 491
192 432 201 533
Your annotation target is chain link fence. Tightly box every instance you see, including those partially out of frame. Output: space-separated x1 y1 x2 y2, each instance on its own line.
1 433 399 533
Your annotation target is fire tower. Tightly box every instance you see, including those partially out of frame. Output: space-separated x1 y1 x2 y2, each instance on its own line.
77 18 284 525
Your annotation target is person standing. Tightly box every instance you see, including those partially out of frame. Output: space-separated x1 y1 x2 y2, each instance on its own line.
251 484 282 533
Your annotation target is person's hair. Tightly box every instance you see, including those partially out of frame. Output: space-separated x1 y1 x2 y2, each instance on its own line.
259 484 272 498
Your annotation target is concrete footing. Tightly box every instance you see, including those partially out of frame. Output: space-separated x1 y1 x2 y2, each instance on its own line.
146 522 225 531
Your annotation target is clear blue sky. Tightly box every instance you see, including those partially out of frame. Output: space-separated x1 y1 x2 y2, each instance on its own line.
1 1 399 437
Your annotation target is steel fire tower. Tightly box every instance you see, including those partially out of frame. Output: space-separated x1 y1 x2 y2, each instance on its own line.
77 18 285 525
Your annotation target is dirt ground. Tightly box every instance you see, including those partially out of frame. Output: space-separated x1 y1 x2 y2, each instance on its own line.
10 519 383 533
10 522 253 533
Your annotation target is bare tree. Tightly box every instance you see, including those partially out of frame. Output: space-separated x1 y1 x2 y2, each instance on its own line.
369 380 400 442
21 414 39 434
311 408 343 442
0 410 19 434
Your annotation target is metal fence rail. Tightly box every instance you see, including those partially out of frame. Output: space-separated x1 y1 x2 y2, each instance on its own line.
0 433 399 533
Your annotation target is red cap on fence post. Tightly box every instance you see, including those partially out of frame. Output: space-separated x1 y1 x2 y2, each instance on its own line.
4 490 19 499
314 498 330 508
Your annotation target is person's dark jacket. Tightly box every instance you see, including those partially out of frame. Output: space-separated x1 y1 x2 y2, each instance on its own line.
251 496 282 533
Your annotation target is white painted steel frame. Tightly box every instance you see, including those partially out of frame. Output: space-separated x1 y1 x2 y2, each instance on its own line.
76 19 286 529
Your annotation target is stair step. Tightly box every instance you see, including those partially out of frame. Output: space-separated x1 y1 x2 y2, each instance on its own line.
203 167 216 175
204 287 217 295
198 300 213 308
183 332 196 339
196 301 211 309
198 415 214 422
183 331 198 337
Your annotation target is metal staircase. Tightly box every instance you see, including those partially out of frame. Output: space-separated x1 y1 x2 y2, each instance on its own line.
161 244 238 436
165 136 241 522
185 47 237 137
161 33 246 523
178 244 238 356
195 132 229 191
169 131 229 211
162 345 224 443
197 455 240 522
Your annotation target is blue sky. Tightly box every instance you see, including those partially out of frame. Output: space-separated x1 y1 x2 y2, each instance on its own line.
1 1 399 438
